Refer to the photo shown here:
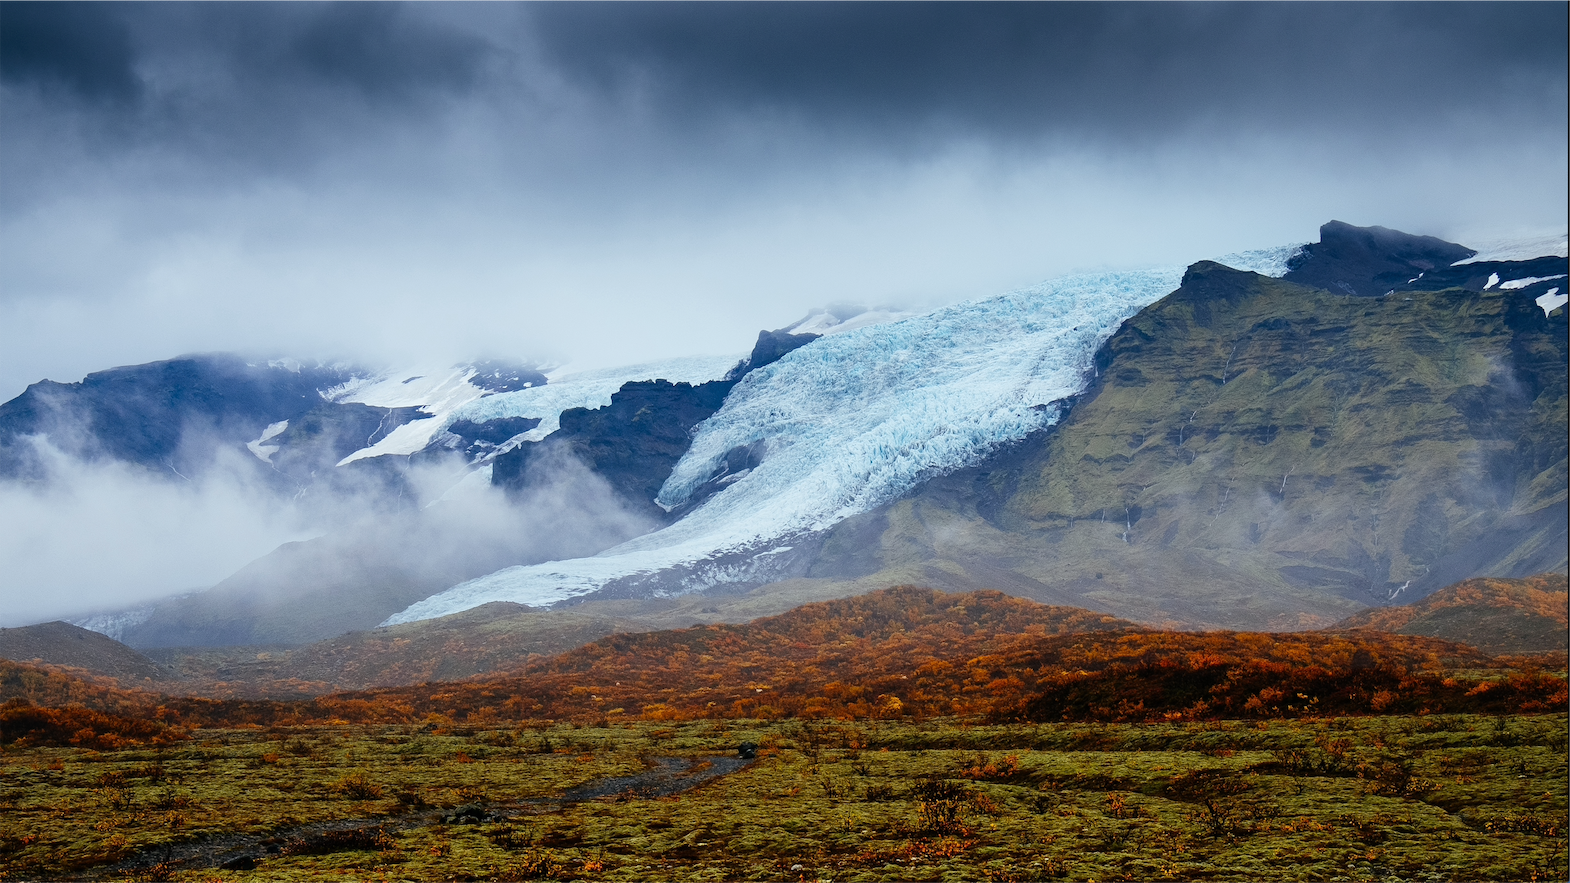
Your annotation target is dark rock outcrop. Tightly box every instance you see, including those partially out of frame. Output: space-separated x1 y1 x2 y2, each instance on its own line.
734 329 820 376
1284 220 1478 297
493 379 736 518
466 361 549 393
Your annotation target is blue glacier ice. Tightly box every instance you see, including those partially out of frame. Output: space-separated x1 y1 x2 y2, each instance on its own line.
384 250 1299 625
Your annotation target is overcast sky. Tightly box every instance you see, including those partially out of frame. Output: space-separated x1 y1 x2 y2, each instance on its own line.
2 1 1566 401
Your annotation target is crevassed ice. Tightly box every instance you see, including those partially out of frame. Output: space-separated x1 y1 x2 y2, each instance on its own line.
1452 232 1569 265
447 355 743 444
1213 243 1307 278
383 266 1185 624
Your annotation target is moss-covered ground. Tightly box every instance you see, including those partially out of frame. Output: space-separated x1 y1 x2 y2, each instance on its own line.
2 714 1564 881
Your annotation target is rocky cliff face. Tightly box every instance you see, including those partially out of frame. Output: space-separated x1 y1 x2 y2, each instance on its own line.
794 261 1566 629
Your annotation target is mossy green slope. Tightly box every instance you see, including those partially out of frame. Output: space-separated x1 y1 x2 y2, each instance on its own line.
791 262 1567 629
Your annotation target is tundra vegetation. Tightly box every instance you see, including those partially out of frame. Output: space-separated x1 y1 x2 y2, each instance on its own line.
1 588 1565 881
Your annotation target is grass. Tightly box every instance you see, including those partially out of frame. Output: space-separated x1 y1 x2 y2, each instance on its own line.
1 713 1564 881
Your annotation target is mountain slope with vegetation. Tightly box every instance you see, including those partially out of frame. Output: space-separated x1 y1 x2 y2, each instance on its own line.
776 257 1566 629
1332 572 1567 655
0 621 175 685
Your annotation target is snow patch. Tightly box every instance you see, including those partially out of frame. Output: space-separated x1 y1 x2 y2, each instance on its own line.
1498 274 1567 291
326 367 492 465
447 355 743 446
71 605 158 643
1537 288 1567 316
1484 273 1500 290
385 265 1186 623
245 420 289 463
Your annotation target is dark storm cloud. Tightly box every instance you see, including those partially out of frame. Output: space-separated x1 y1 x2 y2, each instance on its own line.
0 1 493 105
0 1 140 103
5 2 1564 169
526 1 1568 142
0 2 1565 404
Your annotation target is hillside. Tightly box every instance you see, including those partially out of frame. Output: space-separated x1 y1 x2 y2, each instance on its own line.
1332 572 1568 655
5 589 1563 738
301 588 1558 727
145 602 652 696
0 621 175 685
776 258 1566 629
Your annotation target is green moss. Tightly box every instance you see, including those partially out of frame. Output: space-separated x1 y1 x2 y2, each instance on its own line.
3 715 1562 881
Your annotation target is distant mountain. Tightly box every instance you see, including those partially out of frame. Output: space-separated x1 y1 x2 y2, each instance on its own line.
0 621 175 686
1331 572 1567 655
0 353 551 496
0 355 356 482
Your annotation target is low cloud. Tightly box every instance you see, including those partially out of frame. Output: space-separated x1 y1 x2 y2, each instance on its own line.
0 436 658 628
0 440 308 626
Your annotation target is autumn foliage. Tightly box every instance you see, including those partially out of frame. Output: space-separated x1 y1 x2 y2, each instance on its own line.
3 588 1564 731
0 698 186 749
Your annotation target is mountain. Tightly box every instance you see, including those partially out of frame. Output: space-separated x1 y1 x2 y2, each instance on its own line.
388 264 1202 623
781 257 1566 628
1280 219 1477 297
1331 572 1567 655
389 224 1565 632
0 354 355 482
0 621 175 686
6 225 1564 651
0 353 552 496
68 339 844 648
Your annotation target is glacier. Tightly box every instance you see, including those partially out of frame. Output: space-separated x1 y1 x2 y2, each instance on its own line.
1452 231 1569 265
327 366 493 465
447 355 744 447
384 247 1309 625
387 273 1152 622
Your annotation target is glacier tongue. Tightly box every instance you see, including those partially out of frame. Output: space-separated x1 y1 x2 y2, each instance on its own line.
383 266 1189 625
